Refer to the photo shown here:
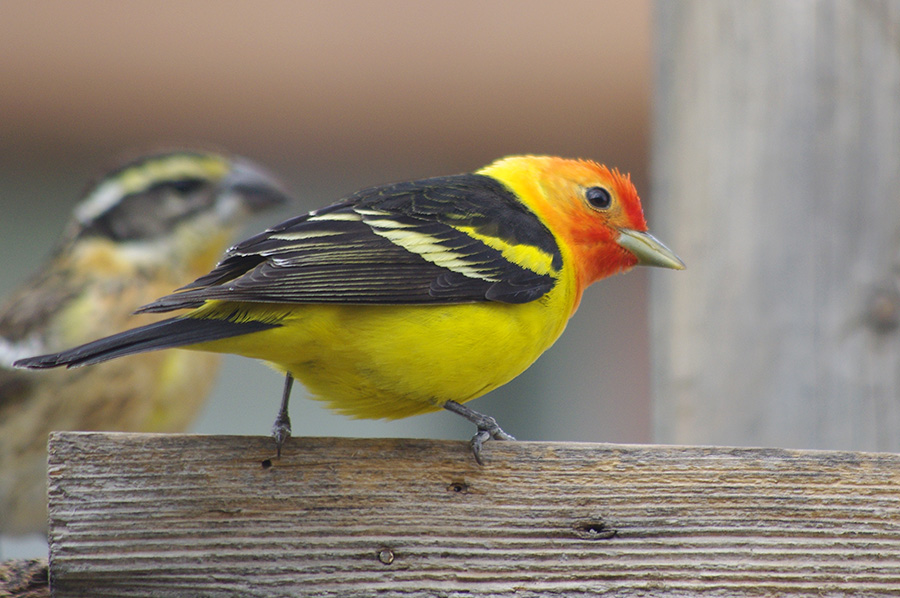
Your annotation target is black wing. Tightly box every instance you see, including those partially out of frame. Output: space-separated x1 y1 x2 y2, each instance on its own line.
138 174 563 313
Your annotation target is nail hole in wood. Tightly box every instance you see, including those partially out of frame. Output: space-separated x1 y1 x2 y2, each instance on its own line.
377 548 395 565
573 518 617 540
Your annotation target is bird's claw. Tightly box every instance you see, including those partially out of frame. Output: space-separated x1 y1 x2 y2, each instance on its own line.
471 430 490 466
442 400 515 465
470 414 515 465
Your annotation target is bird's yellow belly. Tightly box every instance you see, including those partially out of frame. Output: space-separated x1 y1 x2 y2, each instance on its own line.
193 291 573 420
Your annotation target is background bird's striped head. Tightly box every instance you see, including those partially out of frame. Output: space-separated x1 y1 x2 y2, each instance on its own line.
65 151 290 247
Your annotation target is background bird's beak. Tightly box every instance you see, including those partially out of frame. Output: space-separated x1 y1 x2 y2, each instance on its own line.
224 159 293 212
616 228 685 270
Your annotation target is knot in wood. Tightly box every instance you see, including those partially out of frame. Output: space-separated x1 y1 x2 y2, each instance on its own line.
866 286 900 334
446 481 469 494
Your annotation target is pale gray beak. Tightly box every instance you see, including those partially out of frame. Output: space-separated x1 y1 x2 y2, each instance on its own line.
616 228 685 270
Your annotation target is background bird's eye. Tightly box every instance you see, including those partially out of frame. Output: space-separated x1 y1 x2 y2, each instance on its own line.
585 186 612 210
166 178 206 194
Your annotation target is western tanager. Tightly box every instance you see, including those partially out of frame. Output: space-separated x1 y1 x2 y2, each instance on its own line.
0 151 288 534
16 155 684 464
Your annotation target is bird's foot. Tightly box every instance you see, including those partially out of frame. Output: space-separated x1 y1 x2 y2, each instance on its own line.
443 400 516 465
271 412 291 458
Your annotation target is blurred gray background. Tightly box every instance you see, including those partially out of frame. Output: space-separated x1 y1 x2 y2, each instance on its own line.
1 1 655 555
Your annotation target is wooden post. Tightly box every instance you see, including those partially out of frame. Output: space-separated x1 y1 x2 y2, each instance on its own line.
651 1 900 450
47 432 900 597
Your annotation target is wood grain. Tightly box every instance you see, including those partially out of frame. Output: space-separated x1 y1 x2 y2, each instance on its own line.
48 432 900 597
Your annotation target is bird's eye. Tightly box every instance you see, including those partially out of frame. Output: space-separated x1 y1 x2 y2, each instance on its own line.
585 186 612 210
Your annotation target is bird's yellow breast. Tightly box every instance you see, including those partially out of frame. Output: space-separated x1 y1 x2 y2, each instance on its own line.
191 268 578 420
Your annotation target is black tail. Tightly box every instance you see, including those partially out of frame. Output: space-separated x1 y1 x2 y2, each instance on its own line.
13 317 278 369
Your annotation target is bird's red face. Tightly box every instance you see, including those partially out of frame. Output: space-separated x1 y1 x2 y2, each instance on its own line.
480 156 684 298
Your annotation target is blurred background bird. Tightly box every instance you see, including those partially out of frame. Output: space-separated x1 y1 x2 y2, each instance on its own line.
0 151 289 535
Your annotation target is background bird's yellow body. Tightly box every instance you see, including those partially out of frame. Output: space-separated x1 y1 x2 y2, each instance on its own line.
0 244 224 535
0 151 287 535
47 230 232 431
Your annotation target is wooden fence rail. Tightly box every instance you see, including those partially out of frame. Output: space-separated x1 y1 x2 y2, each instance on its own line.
37 432 900 596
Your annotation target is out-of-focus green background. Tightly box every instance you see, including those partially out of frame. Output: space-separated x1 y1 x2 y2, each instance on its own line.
1 1 655 555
